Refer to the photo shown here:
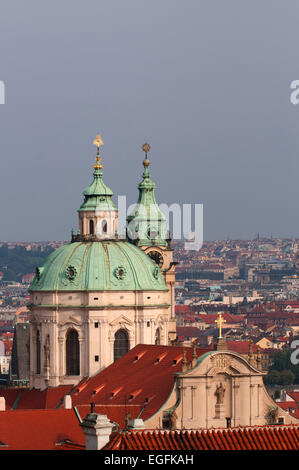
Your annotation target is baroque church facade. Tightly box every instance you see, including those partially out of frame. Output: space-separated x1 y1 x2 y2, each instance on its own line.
29 137 176 390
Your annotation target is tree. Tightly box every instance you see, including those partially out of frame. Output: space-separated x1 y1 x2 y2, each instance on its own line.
264 348 299 386
280 369 295 386
264 370 281 385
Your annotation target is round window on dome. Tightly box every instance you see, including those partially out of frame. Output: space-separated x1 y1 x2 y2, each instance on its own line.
114 266 127 280
66 265 77 281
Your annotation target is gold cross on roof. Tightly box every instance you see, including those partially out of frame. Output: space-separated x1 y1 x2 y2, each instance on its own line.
93 134 103 152
215 313 226 339
93 134 104 169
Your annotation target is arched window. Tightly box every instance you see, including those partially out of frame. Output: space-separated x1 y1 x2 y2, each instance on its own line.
36 330 41 374
155 328 161 345
66 329 80 376
114 329 129 362
102 220 107 234
89 219 94 235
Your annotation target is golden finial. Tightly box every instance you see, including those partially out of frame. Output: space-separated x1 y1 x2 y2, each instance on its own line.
93 134 104 169
142 142 151 167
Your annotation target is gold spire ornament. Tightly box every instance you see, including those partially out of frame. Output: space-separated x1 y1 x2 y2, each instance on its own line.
215 313 226 339
142 142 151 167
93 134 104 169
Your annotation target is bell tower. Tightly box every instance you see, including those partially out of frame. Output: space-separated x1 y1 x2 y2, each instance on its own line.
126 143 177 343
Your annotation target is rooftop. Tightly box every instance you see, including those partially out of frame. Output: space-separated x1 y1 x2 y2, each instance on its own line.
103 425 299 450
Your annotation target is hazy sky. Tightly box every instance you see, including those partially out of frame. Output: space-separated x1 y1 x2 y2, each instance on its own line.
0 0 299 242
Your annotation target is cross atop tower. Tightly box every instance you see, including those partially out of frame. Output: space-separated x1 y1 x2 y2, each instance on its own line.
215 313 226 339
142 142 151 168
93 134 104 169
142 142 151 157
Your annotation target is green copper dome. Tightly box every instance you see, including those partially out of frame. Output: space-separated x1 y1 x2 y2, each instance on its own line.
30 241 167 292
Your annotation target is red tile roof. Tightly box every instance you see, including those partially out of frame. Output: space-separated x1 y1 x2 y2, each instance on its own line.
175 306 192 315
2 340 13 355
176 326 205 339
277 402 299 420
18 386 74 409
286 391 299 404
197 313 244 324
225 341 266 354
0 385 73 410
70 344 211 428
0 409 85 450
0 389 20 410
103 425 299 450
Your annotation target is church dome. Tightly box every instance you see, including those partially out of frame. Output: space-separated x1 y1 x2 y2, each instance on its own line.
30 241 167 292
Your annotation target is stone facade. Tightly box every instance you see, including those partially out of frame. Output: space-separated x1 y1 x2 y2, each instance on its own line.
29 288 173 389
146 349 299 429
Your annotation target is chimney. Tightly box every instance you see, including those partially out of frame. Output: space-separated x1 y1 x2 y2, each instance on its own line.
63 394 72 409
80 407 114 450
128 418 146 430
0 397 5 411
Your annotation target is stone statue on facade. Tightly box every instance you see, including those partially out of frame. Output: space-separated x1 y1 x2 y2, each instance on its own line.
44 335 50 368
268 406 279 424
215 382 226 404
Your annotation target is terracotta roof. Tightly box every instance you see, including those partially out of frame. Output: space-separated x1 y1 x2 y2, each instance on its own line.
197 313 244 324
225 341 266 354
2 340 12 355
0 385 73 410
286 391 299 404
70 344 211 428
103 425 299 450
0 389 20 410
0 409 85 450
175 306 192 314
176 327 204 339
277 402 299 420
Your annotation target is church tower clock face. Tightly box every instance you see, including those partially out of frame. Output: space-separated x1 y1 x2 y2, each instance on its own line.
148 250 164 267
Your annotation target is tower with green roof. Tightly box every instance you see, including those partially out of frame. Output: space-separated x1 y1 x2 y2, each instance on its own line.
127 143 177 341
75 134 118 241
126 142 168 248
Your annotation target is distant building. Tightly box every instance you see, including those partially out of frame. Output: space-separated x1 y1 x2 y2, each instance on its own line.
9 323 30 387
21 273 35 284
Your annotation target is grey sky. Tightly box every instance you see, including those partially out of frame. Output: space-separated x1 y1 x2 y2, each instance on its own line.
0 0 299 242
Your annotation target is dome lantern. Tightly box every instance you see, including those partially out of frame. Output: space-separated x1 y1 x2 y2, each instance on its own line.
75 134 119 241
